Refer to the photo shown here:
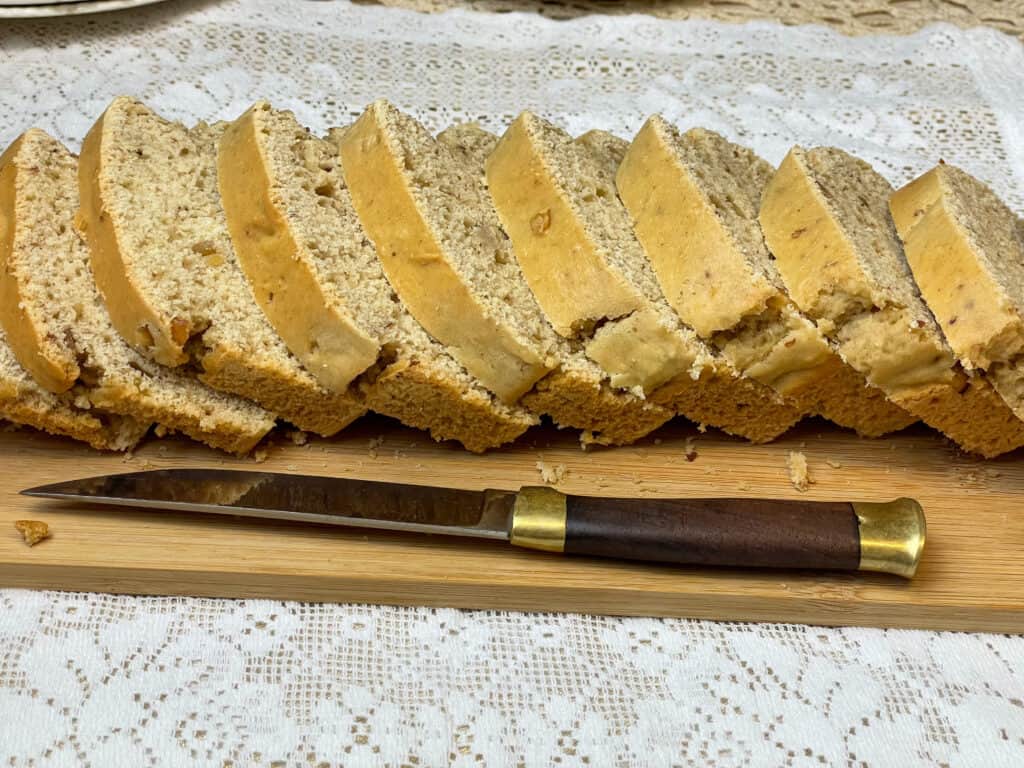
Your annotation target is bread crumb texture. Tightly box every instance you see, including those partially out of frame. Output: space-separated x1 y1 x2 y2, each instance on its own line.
536 460 568 484
787 451 813 492
14 520 50 547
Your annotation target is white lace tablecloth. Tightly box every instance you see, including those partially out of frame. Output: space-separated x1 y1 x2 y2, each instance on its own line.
2 1 1024 764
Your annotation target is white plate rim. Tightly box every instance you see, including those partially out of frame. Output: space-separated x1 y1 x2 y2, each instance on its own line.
0 0 168 17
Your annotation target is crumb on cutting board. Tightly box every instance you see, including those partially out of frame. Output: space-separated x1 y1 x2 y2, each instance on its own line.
288 430 309 447
367 435 385 459
825 458 842 469
536 460 567 485
684 437 698 462
252 447 269 464
14 520 50 547
787 451 813 492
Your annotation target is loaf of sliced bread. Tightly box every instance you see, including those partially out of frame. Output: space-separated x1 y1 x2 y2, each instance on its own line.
217 102 534 451
0 326 148 450
337 101 672 446
616 118 914 437
486 112 802 442
436 122 674 445
760 146 1024 457
77 96 362 436
891 163 1024 424
0 128 274 455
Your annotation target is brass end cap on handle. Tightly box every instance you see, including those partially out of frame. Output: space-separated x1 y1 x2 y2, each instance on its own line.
853 498 926 578
510 486 567 553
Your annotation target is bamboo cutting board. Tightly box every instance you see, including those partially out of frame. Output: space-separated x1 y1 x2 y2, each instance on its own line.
1 417 1022 633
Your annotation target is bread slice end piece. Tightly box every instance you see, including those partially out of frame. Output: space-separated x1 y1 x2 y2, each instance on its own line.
0 132 81 393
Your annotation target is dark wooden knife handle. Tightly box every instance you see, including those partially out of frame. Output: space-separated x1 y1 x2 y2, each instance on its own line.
561 496 860 570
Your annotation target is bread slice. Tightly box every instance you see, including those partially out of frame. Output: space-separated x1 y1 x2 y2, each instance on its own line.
337 100 555 404
0 326 147 450
890 163 1024 425
486 112 802 442
615 118 914 437
337 100 672 446
0 128 274 455
760 146 1024 457
890 163 1024 369
77 97 362 436
216 102 534 451
436 122 673 445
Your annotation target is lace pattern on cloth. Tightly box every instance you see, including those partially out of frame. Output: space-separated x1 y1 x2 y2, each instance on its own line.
1 0 1023 212
1 1 1023 763
1 590 1023 766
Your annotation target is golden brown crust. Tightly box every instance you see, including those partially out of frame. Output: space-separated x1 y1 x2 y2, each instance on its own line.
362 360 534 452
651 365 802 443
781 354 917 437
893 371 1024 458
522 369 673 446
198 345 363 437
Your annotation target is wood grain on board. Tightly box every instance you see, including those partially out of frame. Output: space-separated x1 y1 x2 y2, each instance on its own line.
1 417 1021 632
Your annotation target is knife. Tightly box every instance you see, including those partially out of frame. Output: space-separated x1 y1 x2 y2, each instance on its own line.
21 469 925 577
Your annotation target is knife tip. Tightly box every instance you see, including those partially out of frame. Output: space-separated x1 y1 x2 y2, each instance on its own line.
20 487 56 498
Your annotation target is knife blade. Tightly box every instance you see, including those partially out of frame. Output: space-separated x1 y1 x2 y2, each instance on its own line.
21 470 926 577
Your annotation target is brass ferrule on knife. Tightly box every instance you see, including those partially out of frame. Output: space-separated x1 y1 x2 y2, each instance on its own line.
851 499 927 578
510 486 568 553
510 488 926 578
